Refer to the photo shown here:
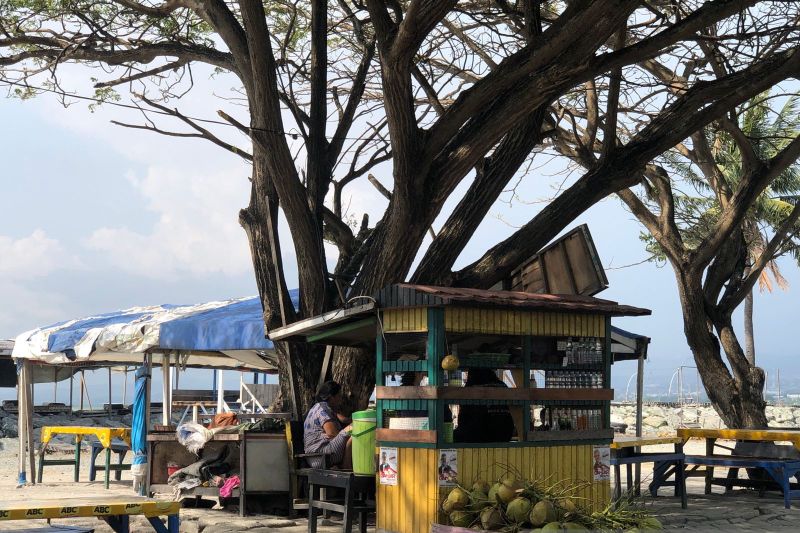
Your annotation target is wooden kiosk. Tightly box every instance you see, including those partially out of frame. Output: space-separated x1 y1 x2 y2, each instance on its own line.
271 284 650 533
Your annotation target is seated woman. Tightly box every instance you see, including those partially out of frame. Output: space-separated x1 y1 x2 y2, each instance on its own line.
453 368 515 443
303 381 353 469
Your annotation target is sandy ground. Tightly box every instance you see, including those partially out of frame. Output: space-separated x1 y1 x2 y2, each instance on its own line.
2 437 800 531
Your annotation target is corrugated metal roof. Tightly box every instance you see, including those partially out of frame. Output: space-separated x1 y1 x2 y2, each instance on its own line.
376 284 651 316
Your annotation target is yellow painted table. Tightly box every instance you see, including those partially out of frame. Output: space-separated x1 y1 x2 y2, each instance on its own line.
677 428 800 451
0 497 179 533
38 426 132 489
611 435 683 449
678 427 800 506
610 434 686 508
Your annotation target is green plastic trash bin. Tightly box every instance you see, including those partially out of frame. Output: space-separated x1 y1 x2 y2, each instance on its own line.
351 409 377 475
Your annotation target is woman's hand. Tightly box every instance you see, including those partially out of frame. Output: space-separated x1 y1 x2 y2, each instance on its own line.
342 424 353 435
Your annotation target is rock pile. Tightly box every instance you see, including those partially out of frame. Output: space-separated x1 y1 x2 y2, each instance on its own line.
612 403 800 433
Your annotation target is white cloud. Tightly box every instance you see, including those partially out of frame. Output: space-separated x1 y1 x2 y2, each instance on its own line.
0 230 76 279
84 164 254 278
0 231 75 335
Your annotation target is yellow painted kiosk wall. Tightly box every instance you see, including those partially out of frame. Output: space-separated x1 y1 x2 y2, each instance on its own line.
377 445 610 533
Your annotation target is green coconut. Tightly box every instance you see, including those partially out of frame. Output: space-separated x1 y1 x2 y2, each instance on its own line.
468 490 490 511
496 482 518 504
447 487 470 509
500 474 524 492
559 498 577 514
639 517 663 530
480 507 505 531
529 500 557 527
487 483 502 504
624 529 641 533
541 522 563 532
472 479 491 494
506 497 532 523
442 498 457 514
562 522 588 530
450 510 475 528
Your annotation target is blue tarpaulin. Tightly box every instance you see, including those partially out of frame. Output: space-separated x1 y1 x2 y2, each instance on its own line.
131 364 148 495
11 293 299 370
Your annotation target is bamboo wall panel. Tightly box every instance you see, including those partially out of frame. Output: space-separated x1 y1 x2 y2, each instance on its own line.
377 447 439 533
383 308 428 333
444 307 605 337
377 445 610 533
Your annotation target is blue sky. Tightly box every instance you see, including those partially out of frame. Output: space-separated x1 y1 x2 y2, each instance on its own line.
2 77 799 404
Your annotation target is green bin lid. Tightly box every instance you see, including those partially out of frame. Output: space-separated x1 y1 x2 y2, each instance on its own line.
352 409 376 420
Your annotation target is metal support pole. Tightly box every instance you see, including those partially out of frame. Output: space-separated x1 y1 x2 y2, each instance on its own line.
69 369 74 413
108 367 113 417
216 369 224 414
162 354 171 426
54 367 58 403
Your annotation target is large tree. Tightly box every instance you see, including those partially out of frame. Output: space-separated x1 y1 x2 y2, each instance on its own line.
3 1 800 416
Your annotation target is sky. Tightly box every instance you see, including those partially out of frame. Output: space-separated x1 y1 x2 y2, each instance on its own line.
2 65 800 405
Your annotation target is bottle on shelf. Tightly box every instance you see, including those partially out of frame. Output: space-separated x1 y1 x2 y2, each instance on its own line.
564 337 573 367
594 338 603 364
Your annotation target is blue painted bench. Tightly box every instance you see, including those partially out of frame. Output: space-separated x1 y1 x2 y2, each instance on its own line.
684 454 800 508
610 452 687 508
89 440 130 482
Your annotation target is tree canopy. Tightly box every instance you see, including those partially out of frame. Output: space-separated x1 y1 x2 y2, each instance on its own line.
3 0 800 414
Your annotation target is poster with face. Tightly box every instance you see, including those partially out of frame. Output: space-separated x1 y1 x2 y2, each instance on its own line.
592 445 611 481
438 449 458 486
379 447 398 486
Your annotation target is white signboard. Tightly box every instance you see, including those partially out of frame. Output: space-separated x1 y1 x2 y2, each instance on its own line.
379 447 398 486
437 449 458 486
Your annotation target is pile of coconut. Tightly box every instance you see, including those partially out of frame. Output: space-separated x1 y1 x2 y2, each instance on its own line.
439 473 663 532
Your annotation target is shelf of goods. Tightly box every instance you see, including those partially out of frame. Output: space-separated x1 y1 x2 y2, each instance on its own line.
375 307 620 533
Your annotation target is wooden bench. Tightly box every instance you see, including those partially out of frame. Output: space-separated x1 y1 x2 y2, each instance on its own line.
305 469 374 533
684 454 800 508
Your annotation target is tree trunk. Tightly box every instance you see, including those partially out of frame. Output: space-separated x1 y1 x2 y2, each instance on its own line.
744 287 755 366
674 269 767 429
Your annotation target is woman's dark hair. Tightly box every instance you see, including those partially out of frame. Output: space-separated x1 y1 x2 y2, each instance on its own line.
316 380 342 402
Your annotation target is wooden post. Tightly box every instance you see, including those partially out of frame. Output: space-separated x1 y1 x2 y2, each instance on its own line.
122 368 127 407
17 361 27 486
79 370 84 412
635 351 645 492
144 352 153 496
69 368 74 413
25 361 36 484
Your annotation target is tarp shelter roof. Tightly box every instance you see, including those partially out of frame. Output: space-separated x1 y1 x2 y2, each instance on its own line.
11 292 299 371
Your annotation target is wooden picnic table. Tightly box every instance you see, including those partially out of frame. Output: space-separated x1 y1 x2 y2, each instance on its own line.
677 427 800 508
611 434 686 508
38 426 132 489
0 496 179 533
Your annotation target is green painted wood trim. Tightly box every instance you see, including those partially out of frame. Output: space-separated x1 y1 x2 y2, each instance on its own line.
522 336 532 441
427 308 445 446
307 317 376 343
376 323 385 429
